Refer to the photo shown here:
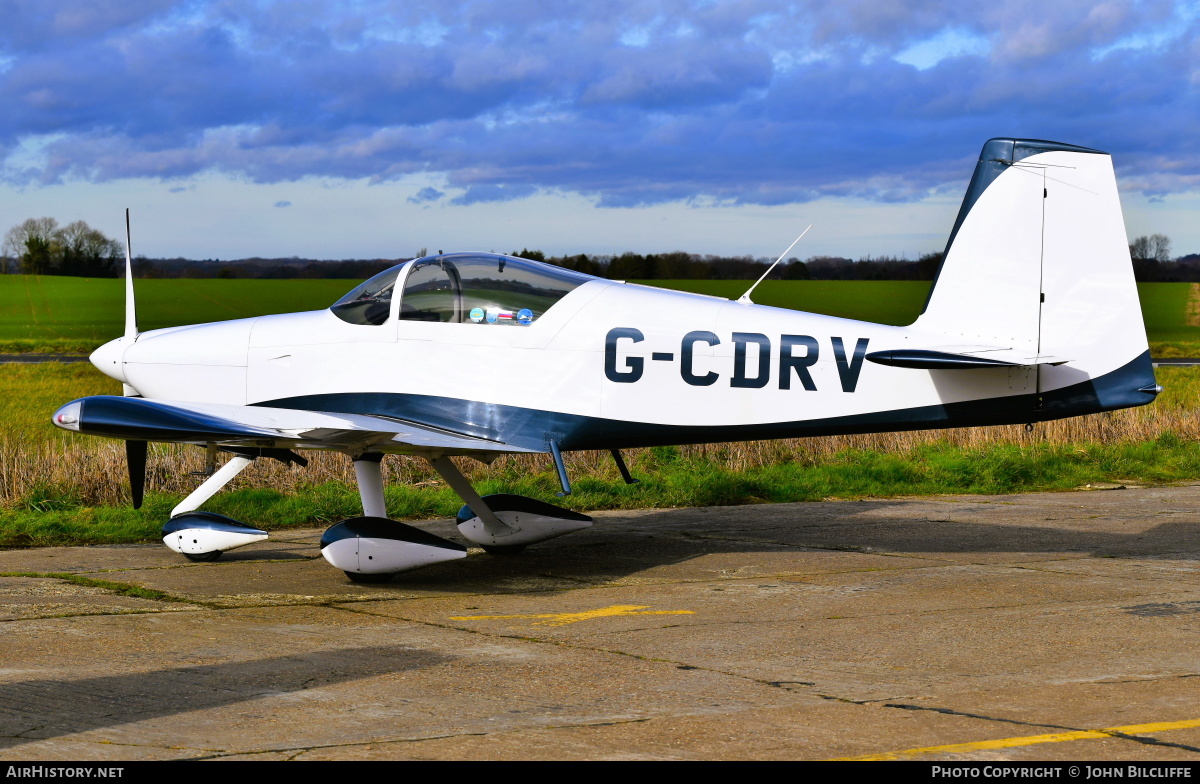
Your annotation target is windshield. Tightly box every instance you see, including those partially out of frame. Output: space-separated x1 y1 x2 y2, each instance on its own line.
329 263 405 325
399 254 597 325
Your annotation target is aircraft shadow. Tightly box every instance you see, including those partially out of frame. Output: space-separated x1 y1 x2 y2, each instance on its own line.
0 645 450 753
376 499 1200 590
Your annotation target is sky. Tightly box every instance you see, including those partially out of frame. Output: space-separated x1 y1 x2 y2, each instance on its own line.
0 0 1197 261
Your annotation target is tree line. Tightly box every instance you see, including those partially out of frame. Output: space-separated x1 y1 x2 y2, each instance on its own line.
1125 233 1200 282
3 218 124 277
1 217 1192 283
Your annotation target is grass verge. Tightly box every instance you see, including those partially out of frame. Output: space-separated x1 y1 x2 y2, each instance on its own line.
0 571 191 603
2 435 1197 548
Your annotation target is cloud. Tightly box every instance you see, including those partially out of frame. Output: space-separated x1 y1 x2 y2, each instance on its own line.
0 0 1196 205
407 185 444 203
449 183 536 205
894 27 990 70
274 200 291 207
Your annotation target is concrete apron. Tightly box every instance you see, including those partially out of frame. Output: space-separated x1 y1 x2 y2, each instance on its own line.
2 486 1200 761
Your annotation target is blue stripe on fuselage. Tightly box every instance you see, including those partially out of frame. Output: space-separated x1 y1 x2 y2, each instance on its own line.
252 351 1156 452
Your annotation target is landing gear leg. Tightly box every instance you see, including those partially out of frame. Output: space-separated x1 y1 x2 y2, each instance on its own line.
352 453 386 518
427 456 514 537
427 456 593 552
171 455 256 518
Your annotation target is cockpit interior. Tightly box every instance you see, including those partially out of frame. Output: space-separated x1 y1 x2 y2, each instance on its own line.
330 252 598 327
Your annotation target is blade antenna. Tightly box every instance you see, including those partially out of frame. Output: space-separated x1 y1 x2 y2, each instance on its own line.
124 208 138 339
737 225 812 305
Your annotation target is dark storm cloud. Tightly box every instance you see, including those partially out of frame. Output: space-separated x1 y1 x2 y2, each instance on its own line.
0 0 1196 203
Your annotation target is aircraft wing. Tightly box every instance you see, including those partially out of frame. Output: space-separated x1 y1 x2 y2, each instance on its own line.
53 395 539 457
866 345 1069 370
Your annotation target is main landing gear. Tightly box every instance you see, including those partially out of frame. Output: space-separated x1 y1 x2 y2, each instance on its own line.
163 449 593 582
318 454 592 582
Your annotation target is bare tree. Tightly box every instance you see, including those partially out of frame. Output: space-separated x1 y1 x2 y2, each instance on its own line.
3 217 60 274
1150 233 1172 263
1129 235 1152 261
58 220 123 277
1129 234 1173 263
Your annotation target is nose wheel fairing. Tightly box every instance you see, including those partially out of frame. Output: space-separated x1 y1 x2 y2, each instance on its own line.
162 511 269 560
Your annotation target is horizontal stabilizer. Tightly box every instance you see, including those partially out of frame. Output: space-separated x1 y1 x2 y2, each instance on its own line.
867 347 1069 370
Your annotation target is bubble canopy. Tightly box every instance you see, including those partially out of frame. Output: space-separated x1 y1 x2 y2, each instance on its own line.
330 253 600 327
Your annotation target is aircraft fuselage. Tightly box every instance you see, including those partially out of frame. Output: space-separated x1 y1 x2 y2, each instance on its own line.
98 276 1154 453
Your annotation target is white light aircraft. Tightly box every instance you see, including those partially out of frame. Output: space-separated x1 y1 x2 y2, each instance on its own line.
53 138 1159 582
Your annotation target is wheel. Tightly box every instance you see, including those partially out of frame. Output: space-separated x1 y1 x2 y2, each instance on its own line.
481 544 527 555
183 550 222 562
344 570 394 584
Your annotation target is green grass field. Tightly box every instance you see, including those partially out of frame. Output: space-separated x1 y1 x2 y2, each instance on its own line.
0 276 354 353
632 279 934 325
3 275 1197 355
1130 282 1200 357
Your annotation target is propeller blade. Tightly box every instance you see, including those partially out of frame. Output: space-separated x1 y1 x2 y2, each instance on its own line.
126 439 147 509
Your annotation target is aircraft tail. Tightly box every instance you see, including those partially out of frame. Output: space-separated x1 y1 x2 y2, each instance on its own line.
913 138 1156 414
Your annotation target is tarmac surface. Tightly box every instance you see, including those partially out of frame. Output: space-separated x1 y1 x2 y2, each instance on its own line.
3 485 1200 761
0 354 91 363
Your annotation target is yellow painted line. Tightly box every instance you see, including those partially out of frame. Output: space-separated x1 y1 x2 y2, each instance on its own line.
450 604 694 627
835 717 1200 760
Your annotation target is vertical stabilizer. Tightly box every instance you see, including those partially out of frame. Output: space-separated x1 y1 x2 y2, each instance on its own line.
915 138 1151 403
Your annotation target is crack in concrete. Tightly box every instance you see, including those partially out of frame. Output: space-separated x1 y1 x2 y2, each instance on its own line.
0 572 217 623
62 555 321 576
1092 673 1200 684
0 608 193 623
1012 561 1200 580
885 702 1087 731
1104 731 1200 753
884 703 1200 754
4 734 222 753
180 716 658 760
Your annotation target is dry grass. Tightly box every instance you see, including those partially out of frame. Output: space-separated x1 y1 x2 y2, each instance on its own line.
3 363 1195 509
